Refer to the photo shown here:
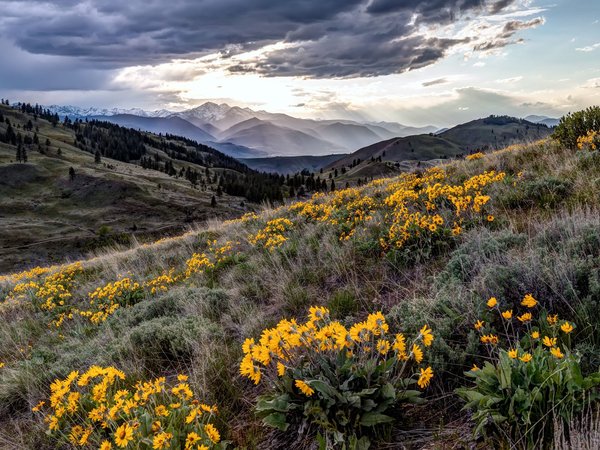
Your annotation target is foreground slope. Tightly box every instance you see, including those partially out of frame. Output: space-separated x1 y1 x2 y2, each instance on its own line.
0 136 599 449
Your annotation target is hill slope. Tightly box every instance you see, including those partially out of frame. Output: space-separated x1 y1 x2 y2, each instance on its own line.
0 103 283 272
326 115 552 170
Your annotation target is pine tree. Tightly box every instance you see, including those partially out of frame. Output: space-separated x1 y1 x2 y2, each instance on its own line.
95 150 101 164
16 144 22 162
22 145 28 163
330 179 335 192
210 195 217 207
69 167 76 181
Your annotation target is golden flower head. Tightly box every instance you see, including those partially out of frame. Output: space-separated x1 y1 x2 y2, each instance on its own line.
531 331 540 339
417 366 434 388
521 294 538 308
295 379 314 397
501 309 513 320
543 336 557 347
560 322 574 334
520 353 532 363
474 320 484 330
507 348 518 359
204 423 221 444
419 324 434 347
486 297 497 308
551 347 565 359
547 314 559 325
517 312 532 323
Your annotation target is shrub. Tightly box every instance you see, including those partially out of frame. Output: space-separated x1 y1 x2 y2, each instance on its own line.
457 294 600 449
240 306 435 449
125 317 221 372
552 106 600 149
32 366 224 449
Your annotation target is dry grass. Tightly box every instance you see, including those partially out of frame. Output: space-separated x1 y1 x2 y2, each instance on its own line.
1 138 599 449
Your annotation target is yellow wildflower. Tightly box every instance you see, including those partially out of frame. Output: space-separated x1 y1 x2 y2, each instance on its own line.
521 294 537 308
153 432 173 449
517 312 532 323
487 297 497 308
501 310 513 320
508 349 518 359
543 336 557 347
114 423 134 448
419 324 434 347
551 347 564 359
411 344 423 363
417 366 434 388
474 320 484 330
295 380 314 397
520 353 532 363
561 322 574 334
204 423 221 444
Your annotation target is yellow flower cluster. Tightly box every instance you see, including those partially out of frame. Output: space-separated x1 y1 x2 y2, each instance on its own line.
224 211 259 225
577 130 598 151
80 277 144 324
240 306 434 389
474 293 576 363
284 167 505 251
184 240 236 278
249 217 294 250
3 263 84 327
33 366 221 449
465 152 485 160
145 269 180 295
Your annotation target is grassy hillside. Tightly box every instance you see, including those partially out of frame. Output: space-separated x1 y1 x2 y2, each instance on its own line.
1 134 599 449
326 116 552 173
0 104 283 273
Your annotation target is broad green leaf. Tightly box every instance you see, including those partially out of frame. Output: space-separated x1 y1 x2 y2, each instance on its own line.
359 412 394 427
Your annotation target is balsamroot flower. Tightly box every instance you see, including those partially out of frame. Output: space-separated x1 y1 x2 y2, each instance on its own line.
417 366 434 388
295 380 314 397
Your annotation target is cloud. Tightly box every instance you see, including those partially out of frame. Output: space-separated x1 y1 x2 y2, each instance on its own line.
473 17 545 51
582 78 600 89
422 78 449 87
0 0 545 80
576 43 600 52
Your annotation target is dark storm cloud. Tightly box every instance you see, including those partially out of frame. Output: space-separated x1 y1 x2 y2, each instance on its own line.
0 0 541 82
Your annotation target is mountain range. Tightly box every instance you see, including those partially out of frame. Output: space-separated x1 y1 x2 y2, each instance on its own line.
48 102 439 158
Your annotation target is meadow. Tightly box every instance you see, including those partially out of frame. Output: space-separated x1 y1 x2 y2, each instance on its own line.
1 119 600 449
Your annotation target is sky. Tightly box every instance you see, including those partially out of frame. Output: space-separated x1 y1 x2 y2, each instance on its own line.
0 0 598 126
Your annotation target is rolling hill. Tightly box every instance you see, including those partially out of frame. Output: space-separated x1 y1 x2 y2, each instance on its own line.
326 115 552 170
0 103 283 272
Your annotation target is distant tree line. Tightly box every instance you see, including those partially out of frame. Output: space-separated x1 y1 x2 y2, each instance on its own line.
56 118 285 203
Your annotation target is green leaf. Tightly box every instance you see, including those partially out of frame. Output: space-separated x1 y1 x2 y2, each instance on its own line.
380 383 395 400
310 380 340 400
262 412 289 431
359 412 394 427
255 394 291 413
